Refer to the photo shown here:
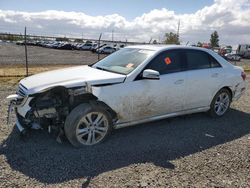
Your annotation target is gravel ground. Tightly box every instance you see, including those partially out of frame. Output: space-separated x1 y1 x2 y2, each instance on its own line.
0 79 249 187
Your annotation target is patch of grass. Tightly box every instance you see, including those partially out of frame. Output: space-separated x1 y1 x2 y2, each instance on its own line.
0 77 23 86
0 64 74 77
0 64 76 85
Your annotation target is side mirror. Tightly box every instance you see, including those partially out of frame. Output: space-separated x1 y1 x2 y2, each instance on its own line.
142 69 160 80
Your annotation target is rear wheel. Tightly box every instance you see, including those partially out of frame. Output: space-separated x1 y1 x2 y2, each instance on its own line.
64 103 112 147
209 89 231 117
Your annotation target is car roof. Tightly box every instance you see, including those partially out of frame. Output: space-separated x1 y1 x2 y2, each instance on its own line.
125 45 212 53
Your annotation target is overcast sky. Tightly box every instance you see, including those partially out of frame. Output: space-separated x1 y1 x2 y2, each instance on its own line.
0 0 249 45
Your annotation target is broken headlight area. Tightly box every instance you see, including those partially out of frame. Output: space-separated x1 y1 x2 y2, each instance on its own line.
9 85 95 143
25 92 69 131
16 86 89 132
27 95 69 129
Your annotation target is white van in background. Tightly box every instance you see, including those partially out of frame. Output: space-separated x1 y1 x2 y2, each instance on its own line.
237 44 250 58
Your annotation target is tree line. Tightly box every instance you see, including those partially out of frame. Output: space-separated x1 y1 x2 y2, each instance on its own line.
163 30 220 48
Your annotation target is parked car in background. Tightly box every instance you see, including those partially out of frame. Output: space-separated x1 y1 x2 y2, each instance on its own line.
97 46 116 54
78 43 93 50
218 46 232 56
47 41 61 48
91 44 107 53
225 53 241 61
50 42 61 49
90 43 98 50
202 43 211 49
119 44 125 48
7 45 246 147
16 41 25 45
85 40 92 44
57 43 74 50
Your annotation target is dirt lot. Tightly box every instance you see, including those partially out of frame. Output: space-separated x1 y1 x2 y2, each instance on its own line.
0 43 107 76
0 78 249 187
0 42 106 65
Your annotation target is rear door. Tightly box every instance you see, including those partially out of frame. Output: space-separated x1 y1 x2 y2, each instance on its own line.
184 49 223 109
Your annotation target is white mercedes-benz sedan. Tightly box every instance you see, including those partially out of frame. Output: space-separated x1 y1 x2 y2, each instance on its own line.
7 45 246 147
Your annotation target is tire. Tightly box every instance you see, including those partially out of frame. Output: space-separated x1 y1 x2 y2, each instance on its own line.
209 88 232 117
64 103 113 147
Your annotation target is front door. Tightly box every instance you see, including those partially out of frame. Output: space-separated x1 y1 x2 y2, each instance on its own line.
128 49 187 121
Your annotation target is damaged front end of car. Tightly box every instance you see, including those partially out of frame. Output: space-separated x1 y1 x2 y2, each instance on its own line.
7 83 96 140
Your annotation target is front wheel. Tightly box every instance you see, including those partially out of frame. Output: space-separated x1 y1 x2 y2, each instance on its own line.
209 89 231 117
64 103 112 147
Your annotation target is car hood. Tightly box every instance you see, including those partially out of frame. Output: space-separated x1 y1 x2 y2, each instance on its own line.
20 65 126 95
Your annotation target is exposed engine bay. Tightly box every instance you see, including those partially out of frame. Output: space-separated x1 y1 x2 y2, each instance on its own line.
24 87 69 130
8 85 116 142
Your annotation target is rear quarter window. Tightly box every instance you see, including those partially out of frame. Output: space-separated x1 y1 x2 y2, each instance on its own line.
209 55 222 68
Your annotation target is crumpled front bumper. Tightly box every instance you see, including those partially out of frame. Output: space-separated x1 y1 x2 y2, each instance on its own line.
7 94 31 133
15 117 25 133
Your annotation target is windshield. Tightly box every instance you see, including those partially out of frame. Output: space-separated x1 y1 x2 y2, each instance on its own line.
93 48 155 75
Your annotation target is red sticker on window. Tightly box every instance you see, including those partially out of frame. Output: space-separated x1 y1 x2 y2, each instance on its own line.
164 57 171 65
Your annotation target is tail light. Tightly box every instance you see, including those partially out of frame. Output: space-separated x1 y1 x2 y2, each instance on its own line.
241 72 246 81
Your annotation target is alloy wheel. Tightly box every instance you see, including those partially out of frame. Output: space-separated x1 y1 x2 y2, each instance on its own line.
214 92 230 116
76 112 109 145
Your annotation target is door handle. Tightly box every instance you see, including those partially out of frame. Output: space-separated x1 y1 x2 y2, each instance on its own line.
211 73 219 77
174 79 184 85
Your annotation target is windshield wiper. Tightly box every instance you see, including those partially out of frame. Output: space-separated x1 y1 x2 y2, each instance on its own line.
95 66 104 70
94 66 126 75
